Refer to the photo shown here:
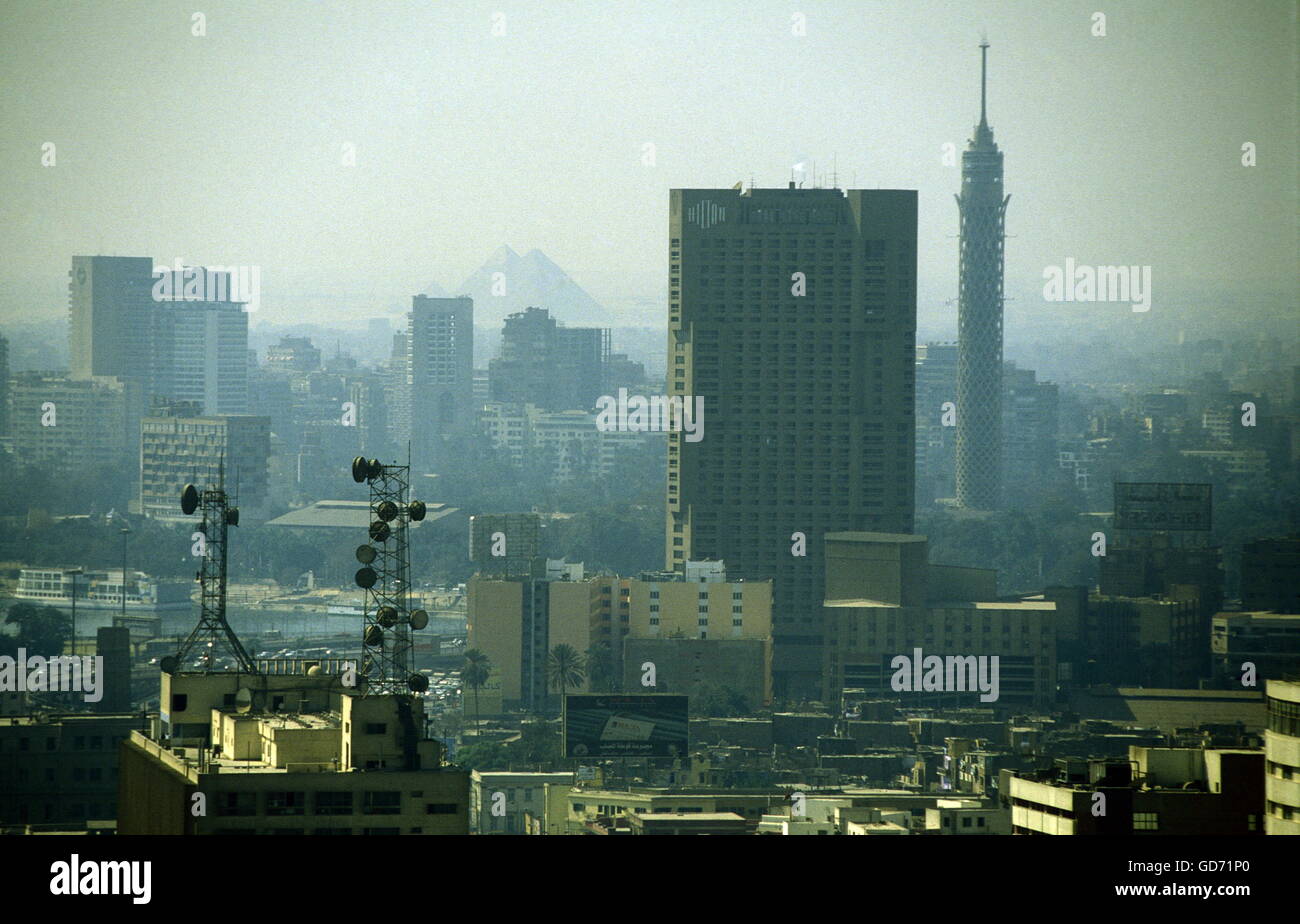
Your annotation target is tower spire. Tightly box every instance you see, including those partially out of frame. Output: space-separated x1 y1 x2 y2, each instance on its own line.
979 38 989 127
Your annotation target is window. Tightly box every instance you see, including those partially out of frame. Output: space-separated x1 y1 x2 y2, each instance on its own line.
266 791 306 816
314 791 353 815
426 803 457 815
961 816 972 828
364 791 401 815
218 792 256 817
365 723 388 735
1133 813 1159 831
171 695 187 713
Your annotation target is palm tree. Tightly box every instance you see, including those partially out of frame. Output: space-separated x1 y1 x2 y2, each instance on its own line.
546 643 586 714
462 649 491 737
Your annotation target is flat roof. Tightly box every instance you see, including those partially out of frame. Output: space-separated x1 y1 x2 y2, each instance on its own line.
265 500 458 529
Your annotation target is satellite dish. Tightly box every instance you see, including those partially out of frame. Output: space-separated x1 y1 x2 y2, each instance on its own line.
409 609 428 630
377 501 398 522
235 687 253 713
355 567 378 589
159 655 178 674
180 484 199 515
408 500 426 522
351 456 369 483
409 674 429 693
226 507 239 526
367 458 383 479
364 625 384 647
355 544 377 565
377 606 398 628
368 521 390 543
306 664 322 678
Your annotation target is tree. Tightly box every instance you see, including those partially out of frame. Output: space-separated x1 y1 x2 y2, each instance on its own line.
462 648 491 736
546 643 586 712
585 642 617 693
5 603 71 656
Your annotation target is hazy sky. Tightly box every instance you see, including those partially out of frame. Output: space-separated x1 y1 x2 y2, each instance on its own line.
1 0 1295 332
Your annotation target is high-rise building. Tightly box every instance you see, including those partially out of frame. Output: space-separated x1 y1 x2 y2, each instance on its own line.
489 307 607 411
668 185 917 698
915 342 958 504
264 336 322 373
68 256 154 382
1002 363 1058 497
139 407 270 520
152 295 249 415
954 43 1009 511
409 296 474 469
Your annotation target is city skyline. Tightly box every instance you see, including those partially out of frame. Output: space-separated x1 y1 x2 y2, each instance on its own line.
1 0 1295 330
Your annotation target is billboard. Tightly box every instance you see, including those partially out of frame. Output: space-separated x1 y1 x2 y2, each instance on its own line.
1114 482 1212 531
563 694 689 758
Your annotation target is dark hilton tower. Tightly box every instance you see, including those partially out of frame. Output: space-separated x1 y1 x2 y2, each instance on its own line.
955 40 1009 510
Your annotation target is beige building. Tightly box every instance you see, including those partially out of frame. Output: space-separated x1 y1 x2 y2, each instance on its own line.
822 532 1057 708
1265 679 1300 835
120 667 468 834
139 410 270 520
469 770 574 834
469 559 773 712
8 372 137 473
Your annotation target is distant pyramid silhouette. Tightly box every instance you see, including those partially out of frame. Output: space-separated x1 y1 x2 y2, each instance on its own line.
455 245 611 327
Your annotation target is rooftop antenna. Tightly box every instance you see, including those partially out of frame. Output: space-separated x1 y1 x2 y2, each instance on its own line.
168 455 256 675
832 154 838 190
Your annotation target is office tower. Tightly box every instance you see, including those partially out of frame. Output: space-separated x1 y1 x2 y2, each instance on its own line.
668 185 917 699
915 341 959 504
139 407 270 520
409 295 474 469
489 306 607 411
955 42 1009 511
1002 363 1059 496
152 297 249 415
68 256 154 381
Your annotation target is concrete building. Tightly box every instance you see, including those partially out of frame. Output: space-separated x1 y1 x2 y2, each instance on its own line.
1265 679 1300 835
561 786 782 834
409 295 474 470
469 558 773 712
469 770 574 834
0 712 150 828
7 372 136 473
915 341 958 505
822 533 1057 708
139 408 270 520
489 307 607 411
68 255 154 382
119 667 468 834
479 402 646 480
1212 612 1300 684
1002 363 1058 499
469 512 542 577
668 185 918 699
264 336 322 373
924 797 1008 834
1008 747 1264 835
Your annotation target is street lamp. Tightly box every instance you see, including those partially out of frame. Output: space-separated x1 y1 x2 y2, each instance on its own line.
65 568 83 655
